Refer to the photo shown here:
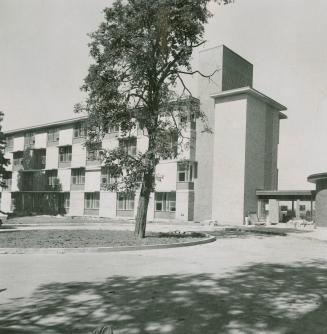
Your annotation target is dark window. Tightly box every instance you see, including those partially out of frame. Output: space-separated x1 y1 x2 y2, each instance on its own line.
71 168 85 185
85 192 100 209
117 193 135 210
47 128 59 142
59 146 72 162
177 161 197 182
155 192 176 212
73 122 86 138
119 137 137 156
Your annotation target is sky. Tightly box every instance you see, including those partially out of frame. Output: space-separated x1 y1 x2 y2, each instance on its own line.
1 0 327 190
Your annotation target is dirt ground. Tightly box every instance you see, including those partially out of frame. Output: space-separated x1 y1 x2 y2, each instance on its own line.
0 230 327 334
0 230 205 248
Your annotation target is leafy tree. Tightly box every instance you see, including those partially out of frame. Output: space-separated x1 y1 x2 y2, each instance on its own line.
76 0 233 238
0 112 10 188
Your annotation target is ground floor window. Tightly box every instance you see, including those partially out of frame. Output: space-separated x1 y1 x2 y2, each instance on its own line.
155 192 176 212
85 192 100 209
117 193 135 210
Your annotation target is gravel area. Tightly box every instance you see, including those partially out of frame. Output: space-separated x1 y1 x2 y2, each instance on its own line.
0 230 206 248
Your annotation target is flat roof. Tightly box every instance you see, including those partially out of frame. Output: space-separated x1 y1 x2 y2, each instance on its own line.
307 172 327 184
256 190 315 200
4 115 88 135
210 86 287 117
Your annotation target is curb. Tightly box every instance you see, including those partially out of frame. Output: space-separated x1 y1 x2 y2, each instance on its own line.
0 233 216 255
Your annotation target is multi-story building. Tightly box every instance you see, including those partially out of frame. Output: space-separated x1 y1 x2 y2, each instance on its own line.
1 45 287 224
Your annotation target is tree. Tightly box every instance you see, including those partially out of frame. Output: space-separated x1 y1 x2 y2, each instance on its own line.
0 112 10 188
76 0 233 238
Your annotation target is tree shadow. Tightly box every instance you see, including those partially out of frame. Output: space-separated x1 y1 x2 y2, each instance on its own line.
1 261 327 334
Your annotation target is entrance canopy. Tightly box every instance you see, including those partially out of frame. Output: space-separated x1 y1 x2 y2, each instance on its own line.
256 190 316 201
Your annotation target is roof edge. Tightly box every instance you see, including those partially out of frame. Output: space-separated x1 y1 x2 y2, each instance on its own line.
4 115 88 135
210 86 287 114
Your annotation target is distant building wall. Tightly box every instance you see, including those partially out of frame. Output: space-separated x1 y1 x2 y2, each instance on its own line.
212 95 247 224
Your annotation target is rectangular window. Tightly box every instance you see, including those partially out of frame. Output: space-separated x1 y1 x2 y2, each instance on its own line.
73 122 86 138
24 132 35 148
47 170 58 186
59 146 72 163
87 143 102 161
13 151 23 166
119 137 137 156
85 192 100 209
47 128 59 143
117 193 135 211
177 161 197 182
2 171 12 188
101 167 119 188
108 125 119 133
155 192 176 212
71 168 85 185
5 136 14 149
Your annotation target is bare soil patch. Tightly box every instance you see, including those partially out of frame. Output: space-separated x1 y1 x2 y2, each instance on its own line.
0 230 206 248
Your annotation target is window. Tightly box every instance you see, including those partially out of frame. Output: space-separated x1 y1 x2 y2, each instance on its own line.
73 122 86 138
24 132 35 147
47 170 58 186
300 205 306 211
71 168 85 185
85 192 100 209
87 143 102 161
2 171 12 188
155 192 176 212
59 146 72 163
101 167 119 187
13 151 23 166
108 125 119 133
119 137 137 156
117 193 135 210
177 161 197 182
47 128 58 142
5 136 13 149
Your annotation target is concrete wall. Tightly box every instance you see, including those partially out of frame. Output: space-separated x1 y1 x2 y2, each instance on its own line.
99 191 116 218
222 46 253 91
34 133 47 149
156 162 177 191
194 46 223 221
72 143 86 168
59 128 73 146
58 169 71 191
11 172 19 192
176 190 191 221
13 136 24 151
85 170 101 192
1 192 12 212
46 146 58 169
212 96 247 224
69 191 84 216
243 95 266 216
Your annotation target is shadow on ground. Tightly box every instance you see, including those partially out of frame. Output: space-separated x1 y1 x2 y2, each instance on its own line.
1 261 327 334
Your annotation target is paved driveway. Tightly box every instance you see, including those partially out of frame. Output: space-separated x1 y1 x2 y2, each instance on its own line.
0 232 327 334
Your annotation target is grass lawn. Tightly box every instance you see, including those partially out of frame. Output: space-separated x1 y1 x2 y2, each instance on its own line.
0 230 206 248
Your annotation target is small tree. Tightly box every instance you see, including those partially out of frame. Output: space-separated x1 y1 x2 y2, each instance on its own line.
76 0 233 238
0 112 10 188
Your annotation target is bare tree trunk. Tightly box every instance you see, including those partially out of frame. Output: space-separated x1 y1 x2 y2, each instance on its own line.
134 173 152 238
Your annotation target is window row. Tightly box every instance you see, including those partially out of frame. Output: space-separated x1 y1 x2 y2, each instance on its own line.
67 191 176 212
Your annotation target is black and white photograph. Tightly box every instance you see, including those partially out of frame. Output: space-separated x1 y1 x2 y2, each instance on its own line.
1 1 327 333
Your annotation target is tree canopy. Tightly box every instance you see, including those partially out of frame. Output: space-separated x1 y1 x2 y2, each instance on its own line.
76 0 233 237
